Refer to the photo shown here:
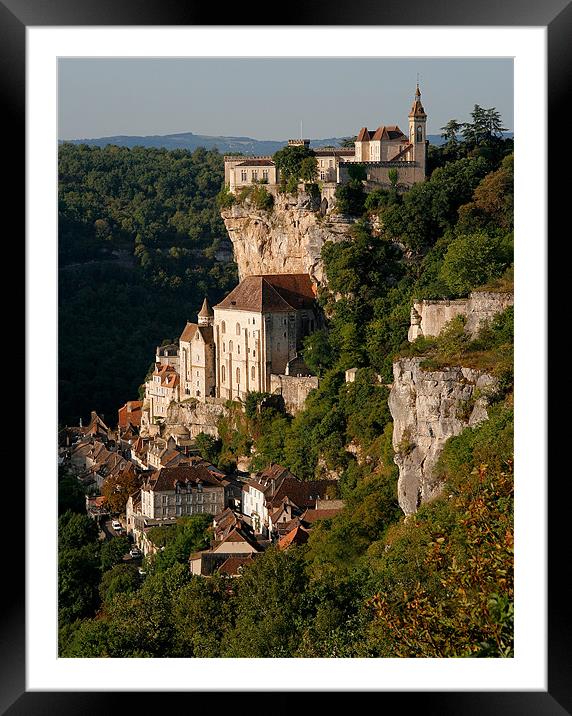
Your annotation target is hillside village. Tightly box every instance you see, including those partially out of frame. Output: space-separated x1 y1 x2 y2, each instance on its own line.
58 84 515 657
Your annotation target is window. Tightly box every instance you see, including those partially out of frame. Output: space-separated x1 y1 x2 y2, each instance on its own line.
236 322 241 335
252 170 258 181
229 340 233 352
237 344 240 355
253 350 256 357
417 126 423 142
221 321 226 334
251 366 255 380
221 365 226 382
320 171 325 180
236 367 240 383
262 169 268 180
277 342 281 352
252 318 255 325
241 170 247 181
223 341 226 352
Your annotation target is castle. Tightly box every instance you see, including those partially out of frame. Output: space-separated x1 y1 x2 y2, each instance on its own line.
224 84 428 209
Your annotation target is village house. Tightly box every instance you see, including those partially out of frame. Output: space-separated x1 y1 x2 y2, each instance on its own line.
189 524 266 577
179 297 216 399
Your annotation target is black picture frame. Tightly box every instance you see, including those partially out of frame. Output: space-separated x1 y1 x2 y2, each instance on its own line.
7 0 569 711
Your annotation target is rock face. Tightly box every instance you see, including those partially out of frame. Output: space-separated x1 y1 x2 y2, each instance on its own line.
220 191 355 284
408 291 514 342
389 357 497 515
140 398 228 439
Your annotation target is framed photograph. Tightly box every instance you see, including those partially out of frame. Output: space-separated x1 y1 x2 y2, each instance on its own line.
8 0 568 710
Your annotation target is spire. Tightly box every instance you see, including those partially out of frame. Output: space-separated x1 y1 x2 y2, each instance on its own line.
197 296 214 326
409 83 426 119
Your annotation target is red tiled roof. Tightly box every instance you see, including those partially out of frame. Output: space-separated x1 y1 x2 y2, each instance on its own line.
267 477 332 511
118 401 143 429
235 159 275 167
216 555 254 576
214 274 316 313
278 525 309 550
301 508 343 523
356 127 369 142
390 142 413 162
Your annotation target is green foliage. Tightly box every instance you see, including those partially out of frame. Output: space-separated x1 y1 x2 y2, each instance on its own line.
381 156 491 252
439 231 513 296
58 468 86 515
100 535 130 572
221 546 308 657
193 432 222 464
334 180 366 216
273 144 315 183
299 156 318 182
59 143 238 425
347 163 367 182
59 510 99 550
244 391 272 419
146 514 212 574
237 184 274 210
99 563 141 607
302 329 334 377
216 183 236 208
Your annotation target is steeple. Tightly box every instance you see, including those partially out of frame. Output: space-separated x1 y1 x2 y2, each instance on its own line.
197 296 214 326
409 83 427 119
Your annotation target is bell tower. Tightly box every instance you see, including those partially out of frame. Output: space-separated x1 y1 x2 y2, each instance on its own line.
408 84 428 178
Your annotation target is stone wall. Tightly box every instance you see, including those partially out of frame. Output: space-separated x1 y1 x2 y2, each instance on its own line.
408 290 514 342
270 373 320 415
389 357 497 516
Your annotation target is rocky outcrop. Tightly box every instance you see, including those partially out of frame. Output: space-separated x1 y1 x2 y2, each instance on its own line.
408 290 514 342
220 191 355 284
140 398 228 439
389 357 497 515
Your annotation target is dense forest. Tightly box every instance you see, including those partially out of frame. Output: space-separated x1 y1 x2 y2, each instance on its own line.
58 144 237 426
59 111 515 658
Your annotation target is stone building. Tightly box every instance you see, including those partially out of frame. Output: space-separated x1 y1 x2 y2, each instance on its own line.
224 84 428 198
144 363 180 422
140 463 226 521
179 297 216 399
213 273 318 401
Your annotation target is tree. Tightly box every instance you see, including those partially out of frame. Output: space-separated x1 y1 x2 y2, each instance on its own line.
299 156 318 182
302 330 334 377
273 144 315 183
99 563 141 607
100 535 130 572
194 432 222 464
59 510 99 550
440 119 462 145
101 465 142 514
221 546 308 657
439 231 513 296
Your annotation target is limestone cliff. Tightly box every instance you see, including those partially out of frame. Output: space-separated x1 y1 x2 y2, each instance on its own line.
140 398 228 440
220 191 355 284
389 357 497 515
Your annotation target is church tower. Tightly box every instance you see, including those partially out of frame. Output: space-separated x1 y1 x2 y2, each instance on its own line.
409 84 428 179
197 296 214 327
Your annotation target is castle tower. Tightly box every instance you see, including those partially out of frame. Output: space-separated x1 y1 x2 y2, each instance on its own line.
197 297 214 327
408 84 428 178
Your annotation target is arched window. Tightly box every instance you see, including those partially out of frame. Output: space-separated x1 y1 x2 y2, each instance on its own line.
237 344 240 355
236 367 240 383
229 340 233 352
251 366 255 380
221 321 226 334
417 126 423 142
221 365 226 382
223 342 226 352
277 342 281 352
236 323 241 336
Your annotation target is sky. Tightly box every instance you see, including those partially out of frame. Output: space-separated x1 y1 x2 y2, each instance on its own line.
58 58 513 141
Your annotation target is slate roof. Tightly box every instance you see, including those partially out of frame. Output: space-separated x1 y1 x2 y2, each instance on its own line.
267 477 332 511
144 464 224 493
214 274 316 313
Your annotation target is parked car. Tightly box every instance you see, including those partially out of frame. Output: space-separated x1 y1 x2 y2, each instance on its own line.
129 547 142 558
111 520 122 531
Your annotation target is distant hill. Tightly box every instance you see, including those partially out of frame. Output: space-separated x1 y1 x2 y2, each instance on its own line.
59 131 513 154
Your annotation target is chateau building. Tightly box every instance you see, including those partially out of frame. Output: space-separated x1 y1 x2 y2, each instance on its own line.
224 84 428 197
179 297 216 399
